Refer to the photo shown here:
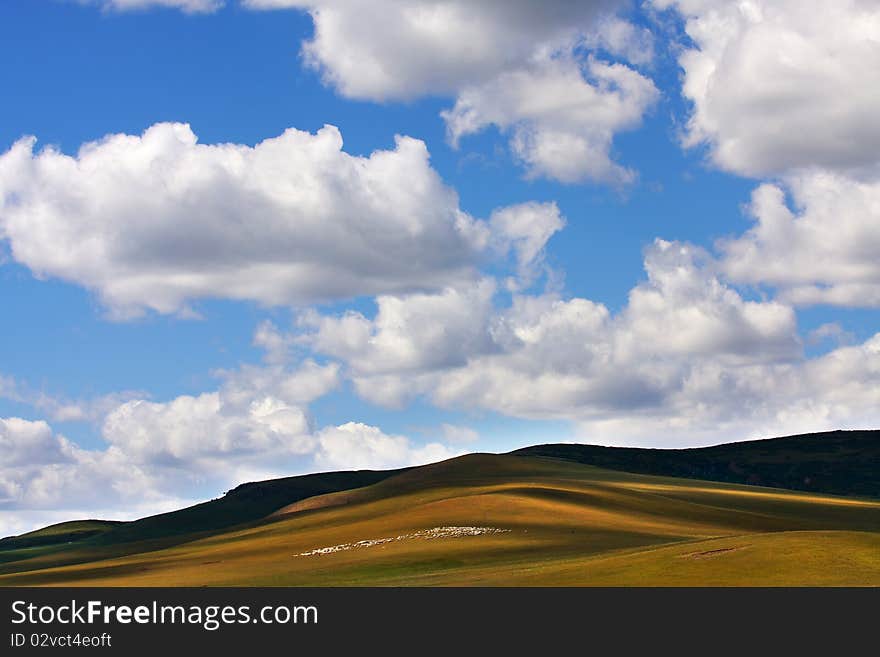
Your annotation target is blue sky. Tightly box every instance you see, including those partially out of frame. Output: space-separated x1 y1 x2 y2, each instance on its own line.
2 0 879 534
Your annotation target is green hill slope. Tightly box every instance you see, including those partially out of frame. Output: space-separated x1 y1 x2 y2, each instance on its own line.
0 520 122 551
0 468 404 573
1 453 877 586
512 430 880 498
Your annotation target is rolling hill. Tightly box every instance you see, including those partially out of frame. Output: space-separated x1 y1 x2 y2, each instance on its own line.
0 468 404 571
0 520 123 551
513 429 880 498
1 431 878 586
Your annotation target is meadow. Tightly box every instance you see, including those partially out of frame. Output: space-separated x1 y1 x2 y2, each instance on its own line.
1 450 878 586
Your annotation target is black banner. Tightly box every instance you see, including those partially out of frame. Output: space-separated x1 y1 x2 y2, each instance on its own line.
1 588 875 654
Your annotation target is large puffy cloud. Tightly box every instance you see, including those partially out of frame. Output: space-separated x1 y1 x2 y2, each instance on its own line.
300 279 497 406
0 415 213 536
0 123 494 318
0 358 340 534
425 241 800 419
1 337 459 536
576 333 880 446
314 422 458 471
651 1 880 307
102 394 313 470
0 418 71 469
0 418 173 526
249 0 621 99
720 172 880 307
655 0 880 177
1 411 455 537
94 352 443 487
442 56 658 184
294 238 879 445
247 0 658 183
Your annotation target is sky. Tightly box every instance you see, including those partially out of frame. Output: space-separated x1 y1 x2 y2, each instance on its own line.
1 0 879 535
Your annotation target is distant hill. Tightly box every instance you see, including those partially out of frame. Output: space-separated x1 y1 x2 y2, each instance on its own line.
512 430 880 499
90 467 407 546
0 468 405 567
0 520 122 551
2 451 878 586
2 429 878 586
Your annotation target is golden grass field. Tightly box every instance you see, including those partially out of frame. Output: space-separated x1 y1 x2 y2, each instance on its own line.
1 454 878 586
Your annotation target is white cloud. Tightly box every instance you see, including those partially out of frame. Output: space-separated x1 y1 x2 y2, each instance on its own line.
246 0 657 183
806 323 854 348
0 126 569 318
575 332 880 447
295 201 561 394
581 15 656 66
315 422 457 471
216 356 340 408
252 320 297 365
82 0 222 12
422 242 799 421
443 56 659 184
0 418 174 528
0 406 458 537
623 240 798 362
720 171 880 307
297 238 880 446
0 123 491 317
439 423 479 444
249 0 621 100
102 393 314 467
300 279 498 406
0 375 146 423
0 417 70 469
0 326 463 536
650 1 880 307
489 201 565 288
0 363 328 531
655 0 880 177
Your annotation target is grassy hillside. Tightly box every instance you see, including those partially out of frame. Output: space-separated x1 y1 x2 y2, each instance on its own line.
0 520 122 551
91 468 407 545
0 468 404 573
1 453 877 586
513 430 880 498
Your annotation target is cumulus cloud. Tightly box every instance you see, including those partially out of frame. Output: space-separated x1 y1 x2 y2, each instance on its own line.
1 409 453 536
297 201 563 402
293 238 880 446
102 393 313 468
0 376 144 423
300 279 498 406
245 0 657 183
0 123 493 318
720 172 880 307
0 417 174 528
649 1 880 306
443 56 658 184
655 0 880 177
0 417 70 469
249 0 621 99
0 125 573 318
1 329 461 536
314 422 457 471
575 333 880 446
